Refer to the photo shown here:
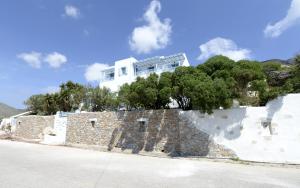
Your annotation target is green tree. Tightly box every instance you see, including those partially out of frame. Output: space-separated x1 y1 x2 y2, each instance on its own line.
128 74 158 109
86 86 118 112
171 66 234 113
42 93 59 115
171 66 197 110
197 55 237 97
191 78 216 113
249 80 268 105
58 81 85 112
213 78 233 109
197 55 235 78
118 73 173 109
118 83 133 109
290 55 300 92
24 94 45 115
232 60 265 98
157 72 173 108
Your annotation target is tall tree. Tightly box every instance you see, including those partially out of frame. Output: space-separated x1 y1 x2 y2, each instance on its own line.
58 81 85 112
171 66 196 110
290 55 300 92
24 94 46 115
86 86 118 112
42 93 59 115
232 60 265 97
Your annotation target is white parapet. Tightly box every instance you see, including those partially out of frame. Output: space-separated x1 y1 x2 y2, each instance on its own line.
41 112 69 145
179 94 300 163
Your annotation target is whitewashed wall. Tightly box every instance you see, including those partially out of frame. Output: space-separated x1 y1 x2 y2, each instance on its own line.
100 57 138 92
42 113 68 145
180 94 300 163
1 117 18 132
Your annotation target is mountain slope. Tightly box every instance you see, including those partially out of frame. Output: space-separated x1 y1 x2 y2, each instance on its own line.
262 58 294 65
0 102 25 119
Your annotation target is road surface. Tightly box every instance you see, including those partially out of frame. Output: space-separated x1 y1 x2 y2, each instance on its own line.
0 140 299 188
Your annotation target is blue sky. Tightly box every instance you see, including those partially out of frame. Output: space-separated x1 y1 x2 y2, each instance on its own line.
0 0 300 108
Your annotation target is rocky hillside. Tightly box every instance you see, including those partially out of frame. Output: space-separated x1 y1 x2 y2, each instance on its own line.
262 58 294 65
0 102 25 119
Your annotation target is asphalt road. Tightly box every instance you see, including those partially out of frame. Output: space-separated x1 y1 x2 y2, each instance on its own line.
0 140 299 188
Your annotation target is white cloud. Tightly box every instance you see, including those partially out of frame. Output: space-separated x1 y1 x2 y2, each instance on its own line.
43 86 60 94
85 63 109 82
197 37 251 61
44 52 67 68
129 0 172 54
18 51 67 69
17 51 42 68
264 0 300 38
64 5 80 19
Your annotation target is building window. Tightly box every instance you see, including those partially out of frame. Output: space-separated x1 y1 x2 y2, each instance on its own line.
171 62 179 68
120 67 127 76
148 66 155 72
106 72 114 80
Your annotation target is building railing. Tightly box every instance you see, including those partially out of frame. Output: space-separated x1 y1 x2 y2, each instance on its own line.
135 66 177 76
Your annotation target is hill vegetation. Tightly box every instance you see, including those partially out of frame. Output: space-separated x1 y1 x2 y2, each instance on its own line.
262 58 295 66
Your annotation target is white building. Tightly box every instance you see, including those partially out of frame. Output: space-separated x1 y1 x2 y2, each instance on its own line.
99 53 190 92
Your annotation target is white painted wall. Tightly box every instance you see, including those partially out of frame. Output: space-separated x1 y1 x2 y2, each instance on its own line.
101 57 138 92
42 112 68 145
180 94 300 163
0 118 11 130
181 53 190 67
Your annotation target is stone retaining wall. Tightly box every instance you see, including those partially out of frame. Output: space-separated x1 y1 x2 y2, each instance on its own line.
66 112 122 146
15 115 54 139
66 110 235 157
13 111 236 158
